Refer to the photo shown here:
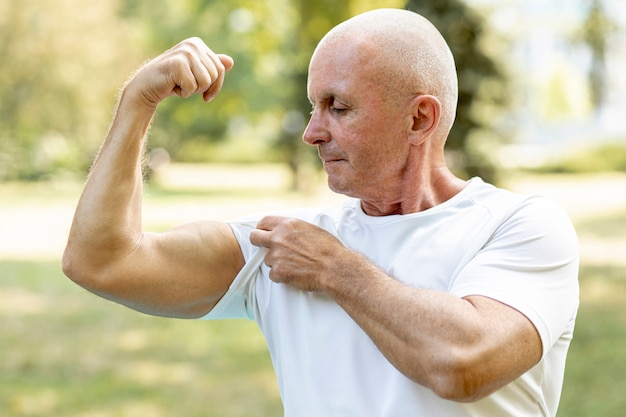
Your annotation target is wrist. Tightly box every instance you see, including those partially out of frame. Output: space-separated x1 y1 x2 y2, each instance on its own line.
119 80 160 112
321 249 377 298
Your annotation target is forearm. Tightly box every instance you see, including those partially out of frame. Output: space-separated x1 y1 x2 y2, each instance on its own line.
64 88 156 274
323 254 467 386
322 250 540 401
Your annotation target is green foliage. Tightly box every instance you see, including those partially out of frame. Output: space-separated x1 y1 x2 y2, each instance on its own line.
0 0 509 184
0 0 144 180
579 0 617 110
405 0 510 183
532 142 626 174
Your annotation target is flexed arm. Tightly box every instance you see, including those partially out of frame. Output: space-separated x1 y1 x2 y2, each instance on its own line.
63 39 243 318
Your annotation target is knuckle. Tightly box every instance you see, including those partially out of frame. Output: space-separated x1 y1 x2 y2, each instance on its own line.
181 36 202 48
268 265 283 283
282 217 301 230
169 54 188 69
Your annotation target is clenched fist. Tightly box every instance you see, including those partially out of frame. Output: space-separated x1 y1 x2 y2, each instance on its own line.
124 37 234 108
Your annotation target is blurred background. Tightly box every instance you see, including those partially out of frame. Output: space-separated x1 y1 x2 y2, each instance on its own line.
1 0 625 416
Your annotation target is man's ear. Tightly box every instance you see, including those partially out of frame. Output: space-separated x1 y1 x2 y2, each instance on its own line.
407 95 441 145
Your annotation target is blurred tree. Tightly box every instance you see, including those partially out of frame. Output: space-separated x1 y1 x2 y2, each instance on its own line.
0 0 506 186
404 0 510 183
580 0 616 113
121 0 407 189
116 0 237 161
0 0 141 180
117 0 305 167
273 0 351 190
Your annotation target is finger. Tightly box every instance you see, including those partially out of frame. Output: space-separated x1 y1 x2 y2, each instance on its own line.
187 55 215 97
249 228 272 248
165 38 205 98
205 54 234 101
255 215 285 231
171 59 199 99
168 38 222 100
175 40 216 99
202 52 230 102
218 54 234 71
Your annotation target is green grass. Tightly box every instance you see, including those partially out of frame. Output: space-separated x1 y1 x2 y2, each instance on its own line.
576 208 626 239
558 204 626 416
2 173 626 416
559 264 626 417
0 260 282 417
6 264 621 417
531 142 626 174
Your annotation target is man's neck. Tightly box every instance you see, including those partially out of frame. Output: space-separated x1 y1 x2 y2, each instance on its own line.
359 169 467 216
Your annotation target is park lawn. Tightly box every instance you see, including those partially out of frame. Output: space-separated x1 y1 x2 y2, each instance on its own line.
5 262 624 417
1 171 626 416
0 260 283 417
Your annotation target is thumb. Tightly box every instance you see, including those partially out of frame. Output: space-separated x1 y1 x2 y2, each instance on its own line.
249 228 271 248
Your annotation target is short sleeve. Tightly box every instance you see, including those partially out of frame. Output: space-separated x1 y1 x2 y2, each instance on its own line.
199 207 340 321
450 196 579 356
200 221 264 320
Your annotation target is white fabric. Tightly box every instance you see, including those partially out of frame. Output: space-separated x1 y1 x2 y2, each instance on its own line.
203 178 579 417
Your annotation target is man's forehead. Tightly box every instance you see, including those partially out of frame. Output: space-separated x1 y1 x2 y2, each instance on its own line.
307 39 375 100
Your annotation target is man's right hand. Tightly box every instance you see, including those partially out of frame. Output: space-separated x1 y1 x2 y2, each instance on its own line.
125 37 234 108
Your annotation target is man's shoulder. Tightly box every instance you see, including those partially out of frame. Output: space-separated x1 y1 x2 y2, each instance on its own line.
465 177 554 215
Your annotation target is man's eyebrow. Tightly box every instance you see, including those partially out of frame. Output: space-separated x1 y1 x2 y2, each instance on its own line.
308 93 336 106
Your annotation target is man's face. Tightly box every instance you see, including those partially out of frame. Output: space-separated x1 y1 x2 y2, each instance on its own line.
303 40 412 201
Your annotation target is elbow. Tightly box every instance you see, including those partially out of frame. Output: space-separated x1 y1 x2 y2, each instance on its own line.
62 231 139 291
430 371 487 403
425 350 496 403
62 243 106 291
62 245 80 283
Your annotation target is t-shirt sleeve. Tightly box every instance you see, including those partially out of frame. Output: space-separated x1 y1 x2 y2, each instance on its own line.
200 220 264 320
198 207 339 321
450 196 579 357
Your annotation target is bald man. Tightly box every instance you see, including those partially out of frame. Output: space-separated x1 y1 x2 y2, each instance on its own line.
63 8 579 416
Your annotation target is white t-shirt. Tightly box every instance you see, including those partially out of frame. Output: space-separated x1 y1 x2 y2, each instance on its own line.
203 178 579 417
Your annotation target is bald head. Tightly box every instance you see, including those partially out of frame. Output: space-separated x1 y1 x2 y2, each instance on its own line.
311 9 458 139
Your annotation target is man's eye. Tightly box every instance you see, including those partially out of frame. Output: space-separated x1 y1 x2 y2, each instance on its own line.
329 97 347 114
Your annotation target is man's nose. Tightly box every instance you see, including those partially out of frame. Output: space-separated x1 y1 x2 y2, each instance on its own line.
302 111 331 146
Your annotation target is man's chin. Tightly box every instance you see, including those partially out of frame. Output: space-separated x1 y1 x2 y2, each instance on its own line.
327 177 357 198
